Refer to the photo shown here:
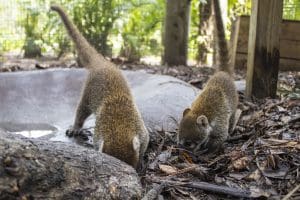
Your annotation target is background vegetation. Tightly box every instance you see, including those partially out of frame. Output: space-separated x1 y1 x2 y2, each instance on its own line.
0 0 300 63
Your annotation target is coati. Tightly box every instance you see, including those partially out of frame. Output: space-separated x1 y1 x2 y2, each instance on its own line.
51 5 149 168
178 0 238 153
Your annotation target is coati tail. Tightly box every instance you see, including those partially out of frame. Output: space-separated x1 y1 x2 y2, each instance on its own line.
50 5 103 68
212 0 232 75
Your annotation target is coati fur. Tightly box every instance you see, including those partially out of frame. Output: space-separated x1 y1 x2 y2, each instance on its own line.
51 5 149 168
178 0 238 153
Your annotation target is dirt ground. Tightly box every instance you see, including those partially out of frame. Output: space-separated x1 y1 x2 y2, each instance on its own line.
1 56 300 199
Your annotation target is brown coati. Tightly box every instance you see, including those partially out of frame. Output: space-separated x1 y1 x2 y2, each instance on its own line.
51 5 149 168
178 0 238 153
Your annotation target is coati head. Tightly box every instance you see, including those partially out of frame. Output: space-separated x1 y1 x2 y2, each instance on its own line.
100 135 141 169
178 108 212 150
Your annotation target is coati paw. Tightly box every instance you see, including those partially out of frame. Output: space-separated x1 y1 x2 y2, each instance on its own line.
66 128 91 141
66 128 76 137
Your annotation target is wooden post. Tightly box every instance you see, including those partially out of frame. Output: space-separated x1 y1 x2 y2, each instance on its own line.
230 17 241 71
245 0 283 99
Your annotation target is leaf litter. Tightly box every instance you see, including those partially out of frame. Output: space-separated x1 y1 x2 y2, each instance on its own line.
1 57 299 199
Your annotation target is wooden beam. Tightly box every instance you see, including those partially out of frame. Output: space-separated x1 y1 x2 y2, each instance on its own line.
246 0 283 99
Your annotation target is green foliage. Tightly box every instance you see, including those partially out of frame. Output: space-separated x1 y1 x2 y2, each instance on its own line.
283 0 300 20
189 0 201 59
120 0 164 61
71 0 120 56
228 0 251 20
20 7 42 57
2 0 300 62
42 0 73 57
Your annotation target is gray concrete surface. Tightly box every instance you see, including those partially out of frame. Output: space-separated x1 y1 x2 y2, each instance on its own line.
0 68 245 143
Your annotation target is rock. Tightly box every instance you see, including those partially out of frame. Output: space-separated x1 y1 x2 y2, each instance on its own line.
0 131 142 200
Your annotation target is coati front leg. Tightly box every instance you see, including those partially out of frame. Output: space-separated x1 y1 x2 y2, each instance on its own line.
228 113 236 135
66 90 92 139
202 121 229 154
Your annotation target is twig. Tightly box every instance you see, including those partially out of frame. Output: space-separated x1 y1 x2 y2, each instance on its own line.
263 100 284 112
168 165 197 177
207 154 227 167
158 80 190 87
227 131 254 142
288 114 300 124
175 163 208 178
167 115 179 127
141 183 166 200
148 177 255 199
282 184 300 200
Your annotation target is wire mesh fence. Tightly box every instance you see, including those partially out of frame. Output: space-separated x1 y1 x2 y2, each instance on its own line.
0 0 300 54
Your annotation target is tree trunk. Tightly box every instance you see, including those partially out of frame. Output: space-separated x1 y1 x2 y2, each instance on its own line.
0 132 142 200
197 0 214 65
163 0 191 66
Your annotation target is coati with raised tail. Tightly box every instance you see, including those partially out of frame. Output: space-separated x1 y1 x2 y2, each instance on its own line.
178 0 238 153
51 5 149 168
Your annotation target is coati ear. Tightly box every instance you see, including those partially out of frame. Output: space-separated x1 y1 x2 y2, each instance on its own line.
183 108 191 117
132 136 140 152
196 115 209 127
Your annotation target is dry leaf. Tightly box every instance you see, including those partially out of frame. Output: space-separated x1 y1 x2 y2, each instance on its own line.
159 164 178 175
245 169 262 181
232 156 251 170
181 151 194 164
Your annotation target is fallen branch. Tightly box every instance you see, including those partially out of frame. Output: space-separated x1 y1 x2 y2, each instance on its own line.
174 163 208 178
282 184 300 200
141 183 166 200
148 177 268 199
288 114 300 124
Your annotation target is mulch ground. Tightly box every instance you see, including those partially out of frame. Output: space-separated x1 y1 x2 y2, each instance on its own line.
1 56 299 199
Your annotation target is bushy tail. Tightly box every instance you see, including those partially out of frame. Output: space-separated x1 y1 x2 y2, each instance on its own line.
50 5 104 68
212 0 232 75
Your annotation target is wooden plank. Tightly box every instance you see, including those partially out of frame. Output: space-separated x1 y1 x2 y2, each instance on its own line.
236 52 300 71
280 20 300 40
229 17 241 70
280 39 300 59
235 16 300 59
246 0 283 99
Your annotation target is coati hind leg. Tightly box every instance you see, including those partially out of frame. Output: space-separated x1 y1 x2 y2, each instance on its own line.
66 90 92 139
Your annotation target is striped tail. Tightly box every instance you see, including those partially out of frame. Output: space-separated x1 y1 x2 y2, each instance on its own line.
51 5 104 68
212 0 232 75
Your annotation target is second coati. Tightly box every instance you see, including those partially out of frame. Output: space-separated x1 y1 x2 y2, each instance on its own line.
178 0 238 153
51 5 149 168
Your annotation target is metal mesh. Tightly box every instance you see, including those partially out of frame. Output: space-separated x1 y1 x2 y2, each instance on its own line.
283 0 300 20
0 0 24 52
0 0 300 53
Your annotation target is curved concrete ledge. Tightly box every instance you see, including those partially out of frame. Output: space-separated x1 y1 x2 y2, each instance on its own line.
0 68 245 143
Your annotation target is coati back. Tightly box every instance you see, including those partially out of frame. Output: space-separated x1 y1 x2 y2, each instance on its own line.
178 0 238 153
51 5 149 168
